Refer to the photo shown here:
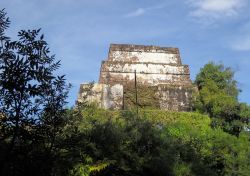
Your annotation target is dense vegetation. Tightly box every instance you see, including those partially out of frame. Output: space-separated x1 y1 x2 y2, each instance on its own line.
0 9 70 175
59 107 249 176
193 62 250 136
0 9 249 176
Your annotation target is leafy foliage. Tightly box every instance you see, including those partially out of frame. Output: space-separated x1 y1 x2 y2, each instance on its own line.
193 62 249 136
0 9 70 176
195 62 239 98
61 106 250 176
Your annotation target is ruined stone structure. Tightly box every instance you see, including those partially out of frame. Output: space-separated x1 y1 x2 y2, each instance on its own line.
77 44 193 111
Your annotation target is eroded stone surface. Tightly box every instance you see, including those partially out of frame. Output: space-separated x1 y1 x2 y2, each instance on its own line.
77 83 123 110
77 44 193 111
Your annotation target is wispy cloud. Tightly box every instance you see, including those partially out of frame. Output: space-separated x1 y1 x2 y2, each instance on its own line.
123 3 167 18
188 0 246 24
124 8 146 18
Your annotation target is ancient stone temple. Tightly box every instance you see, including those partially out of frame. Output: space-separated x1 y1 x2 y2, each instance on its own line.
77 44 193 111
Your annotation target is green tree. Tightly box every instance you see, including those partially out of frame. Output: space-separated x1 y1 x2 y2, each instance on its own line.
193 62 249 136
0 9 70 175
195 62 239 98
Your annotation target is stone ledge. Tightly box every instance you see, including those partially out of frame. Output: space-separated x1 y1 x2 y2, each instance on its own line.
109 44 179 54
100 71 190 76
108 50 181 65
101 60 188 66
157 84 194 90
100 61 190 74
99 72 192 86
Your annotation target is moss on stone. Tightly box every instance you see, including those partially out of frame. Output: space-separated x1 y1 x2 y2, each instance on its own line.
123 84 160 110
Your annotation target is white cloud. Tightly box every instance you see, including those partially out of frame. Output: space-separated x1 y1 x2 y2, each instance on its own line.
188 0 246 22
123 3 167 18
124 8 146 18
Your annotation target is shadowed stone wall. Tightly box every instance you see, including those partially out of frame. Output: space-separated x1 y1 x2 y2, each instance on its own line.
77 44 193 111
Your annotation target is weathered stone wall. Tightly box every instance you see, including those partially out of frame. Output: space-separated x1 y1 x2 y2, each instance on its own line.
107 44 182 65
158 85 193 111
99 44 191 87
100 72 191 86
77 83 103 107
101 61 189 74
102 84 123 109
77 83 123 110
77 44 193 111
123 84 160 109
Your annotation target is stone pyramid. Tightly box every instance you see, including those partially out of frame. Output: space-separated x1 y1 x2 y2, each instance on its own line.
77 44 193 111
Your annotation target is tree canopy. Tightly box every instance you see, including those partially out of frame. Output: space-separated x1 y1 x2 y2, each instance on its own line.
193 62 249 136
0 9 70 175
195 62 239 98
58 105 250 176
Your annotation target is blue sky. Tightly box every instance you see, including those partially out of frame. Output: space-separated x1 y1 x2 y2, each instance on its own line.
1 0 250 106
